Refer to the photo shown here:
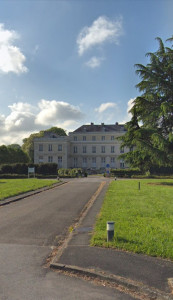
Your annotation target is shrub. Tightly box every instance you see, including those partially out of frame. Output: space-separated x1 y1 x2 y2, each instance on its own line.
0 164 13 174
0 163 58 176
58 168 83 178
110 168 142 178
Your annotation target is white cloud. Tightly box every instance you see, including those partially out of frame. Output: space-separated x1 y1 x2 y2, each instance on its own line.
0 23 27 74
127 98 135 114
0 99 85 145
35 99 84 125
95 102 117 113
77 16 123 56
85 56 104 68
5 102 36 131
94 102 119 124
121 98 135 123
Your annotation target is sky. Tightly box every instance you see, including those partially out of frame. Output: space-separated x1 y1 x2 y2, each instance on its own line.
0 0 173 145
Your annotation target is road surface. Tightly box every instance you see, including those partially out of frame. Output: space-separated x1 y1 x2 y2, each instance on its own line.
0 177 135 299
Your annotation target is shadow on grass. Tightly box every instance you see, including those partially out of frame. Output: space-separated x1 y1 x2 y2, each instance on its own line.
115 236 142 245
148 182 173 187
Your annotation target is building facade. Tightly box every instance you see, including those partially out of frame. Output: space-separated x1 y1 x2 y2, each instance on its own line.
34 122 129 170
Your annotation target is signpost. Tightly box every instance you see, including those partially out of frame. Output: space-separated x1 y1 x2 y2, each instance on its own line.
28 167 35 178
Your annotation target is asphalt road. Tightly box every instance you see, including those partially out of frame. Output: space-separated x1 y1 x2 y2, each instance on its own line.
0 177 135 300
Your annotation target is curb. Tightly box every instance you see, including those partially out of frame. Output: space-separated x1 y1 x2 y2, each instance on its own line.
50 262 173 300
0 181 67 207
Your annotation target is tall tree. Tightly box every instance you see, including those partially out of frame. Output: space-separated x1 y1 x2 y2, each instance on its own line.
119 37 173 170
22 127 67 162
0 145 29 164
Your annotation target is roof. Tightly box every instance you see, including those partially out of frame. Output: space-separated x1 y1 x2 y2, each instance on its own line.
34 131 68 141
72 122 126 133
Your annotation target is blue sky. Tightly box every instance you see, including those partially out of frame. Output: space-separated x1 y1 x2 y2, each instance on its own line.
0 0 173 145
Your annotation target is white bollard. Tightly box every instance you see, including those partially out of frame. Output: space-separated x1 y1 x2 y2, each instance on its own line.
107 221 115 242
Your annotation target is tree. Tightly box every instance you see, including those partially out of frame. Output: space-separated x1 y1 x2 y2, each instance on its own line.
22 127 67 162
0 144 29 164
45 127 67 135
7 145 29 163
119 37 173 171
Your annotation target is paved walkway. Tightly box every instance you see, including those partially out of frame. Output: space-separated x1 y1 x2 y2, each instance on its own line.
51 178 173 300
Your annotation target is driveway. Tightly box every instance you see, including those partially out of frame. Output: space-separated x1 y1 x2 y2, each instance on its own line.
0 177 135 299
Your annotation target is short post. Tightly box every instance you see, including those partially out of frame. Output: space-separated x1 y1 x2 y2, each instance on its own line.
107 221 115 242
138 182 140 190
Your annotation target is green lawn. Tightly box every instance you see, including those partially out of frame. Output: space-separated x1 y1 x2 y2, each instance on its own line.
91 179 173 260
0 178 58 201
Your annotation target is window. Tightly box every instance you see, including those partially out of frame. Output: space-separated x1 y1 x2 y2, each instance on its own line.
48 156 53 163
74 146 78 153
92 146 96 153
39 156 43 163
58 156 62 162
83 146 87 153
120 160 125 168
92 136 96 141
92 157 96 163
58 156 62 168
129 146 133 152
111 146 115 153
101 157 106 167
39 144 43 151
82 157 87 168
58 144 62 151
101 136 105 141
120 147 124 153
83 136 86 141
74 136 77 141
101 146 105 153
111 157 115 167
48 144 52 151
111 136 114 140
92 157 96 167
74 157 78 167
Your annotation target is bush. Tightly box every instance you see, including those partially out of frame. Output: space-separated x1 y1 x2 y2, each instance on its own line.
36 163 57 175
149 166 173 175
110 168 142 178
0 174 28 179
58 168 83 178
131 174 173 179
0 164 13 174
0 163 58 176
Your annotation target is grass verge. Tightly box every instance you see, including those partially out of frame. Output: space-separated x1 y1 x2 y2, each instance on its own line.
91 179 173 260
0 178 58 201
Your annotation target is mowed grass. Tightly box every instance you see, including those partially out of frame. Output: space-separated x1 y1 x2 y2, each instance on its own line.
91 179 173 260
0 178 58 201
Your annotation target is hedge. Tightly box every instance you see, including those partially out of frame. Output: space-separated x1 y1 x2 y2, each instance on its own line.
149 166 173 175
0 163 58 175
110 168 142 178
